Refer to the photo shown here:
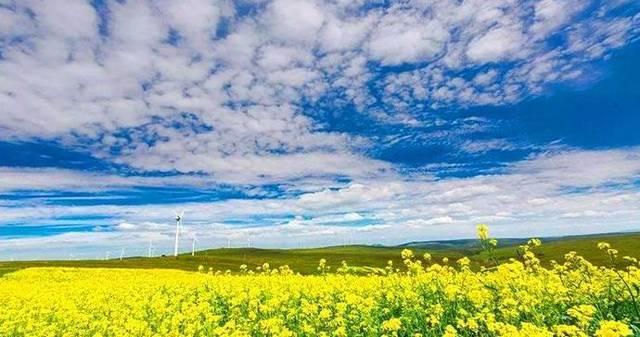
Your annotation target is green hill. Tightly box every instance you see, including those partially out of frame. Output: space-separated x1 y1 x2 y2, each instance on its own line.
485 232 640 266
1 232 639 276
0 245 462 276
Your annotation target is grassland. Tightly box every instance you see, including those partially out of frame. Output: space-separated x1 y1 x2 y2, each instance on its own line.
1 232 638 276
485 232 640 266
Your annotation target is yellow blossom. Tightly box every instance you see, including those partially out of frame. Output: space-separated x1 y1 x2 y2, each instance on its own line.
477 224 489 240
595 321 632 337
382 318 402 332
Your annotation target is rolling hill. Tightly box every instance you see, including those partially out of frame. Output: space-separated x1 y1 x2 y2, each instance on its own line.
1 232 639 276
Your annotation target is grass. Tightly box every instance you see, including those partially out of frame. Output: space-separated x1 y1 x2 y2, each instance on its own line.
1 232 638 276
486 232 640 266
0 246 463 276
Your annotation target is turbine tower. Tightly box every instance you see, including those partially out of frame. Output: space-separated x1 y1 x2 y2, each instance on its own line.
191 235 198 256
174 210 184 257
148 240 153 258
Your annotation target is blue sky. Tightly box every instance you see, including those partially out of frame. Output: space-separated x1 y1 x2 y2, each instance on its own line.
0 0 639 259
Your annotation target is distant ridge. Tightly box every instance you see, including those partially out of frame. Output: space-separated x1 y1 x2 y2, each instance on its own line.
397 231 640 250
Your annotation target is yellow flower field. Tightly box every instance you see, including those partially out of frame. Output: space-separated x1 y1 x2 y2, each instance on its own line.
1 227 639 337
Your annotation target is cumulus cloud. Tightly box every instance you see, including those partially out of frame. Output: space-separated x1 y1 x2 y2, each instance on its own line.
265 0 325 44
530 0 588 39
1 0 637 150
466 26 526 63
368 12 448 65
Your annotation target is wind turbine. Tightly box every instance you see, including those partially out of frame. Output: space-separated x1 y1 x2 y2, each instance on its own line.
191 235 198 256
174 210 184 257
119 248 125 261
148 240 153 258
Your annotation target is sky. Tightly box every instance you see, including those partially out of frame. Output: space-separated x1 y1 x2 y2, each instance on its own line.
0 0 639 260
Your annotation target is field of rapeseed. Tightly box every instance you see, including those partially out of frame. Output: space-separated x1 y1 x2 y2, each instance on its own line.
0 226 639 337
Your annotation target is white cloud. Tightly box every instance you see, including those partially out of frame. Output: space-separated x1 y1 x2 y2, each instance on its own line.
343 212 363 221
473 69 498 86
157 0 222 48
257 45 314 71
4 148 640 259
116 222 136 230
368 13 449 65
461 139 518 153
511 148 640 187
25 0 97 39
264 0 325 44
109 0 167 46
319 14 372 52
531 0 588 39
0 167 226 192
1 150 640 258
0 0 637 172
406 216 454 228
466 26 526 63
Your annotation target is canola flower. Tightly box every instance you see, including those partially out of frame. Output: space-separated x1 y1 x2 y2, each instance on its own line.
0 226 639 337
